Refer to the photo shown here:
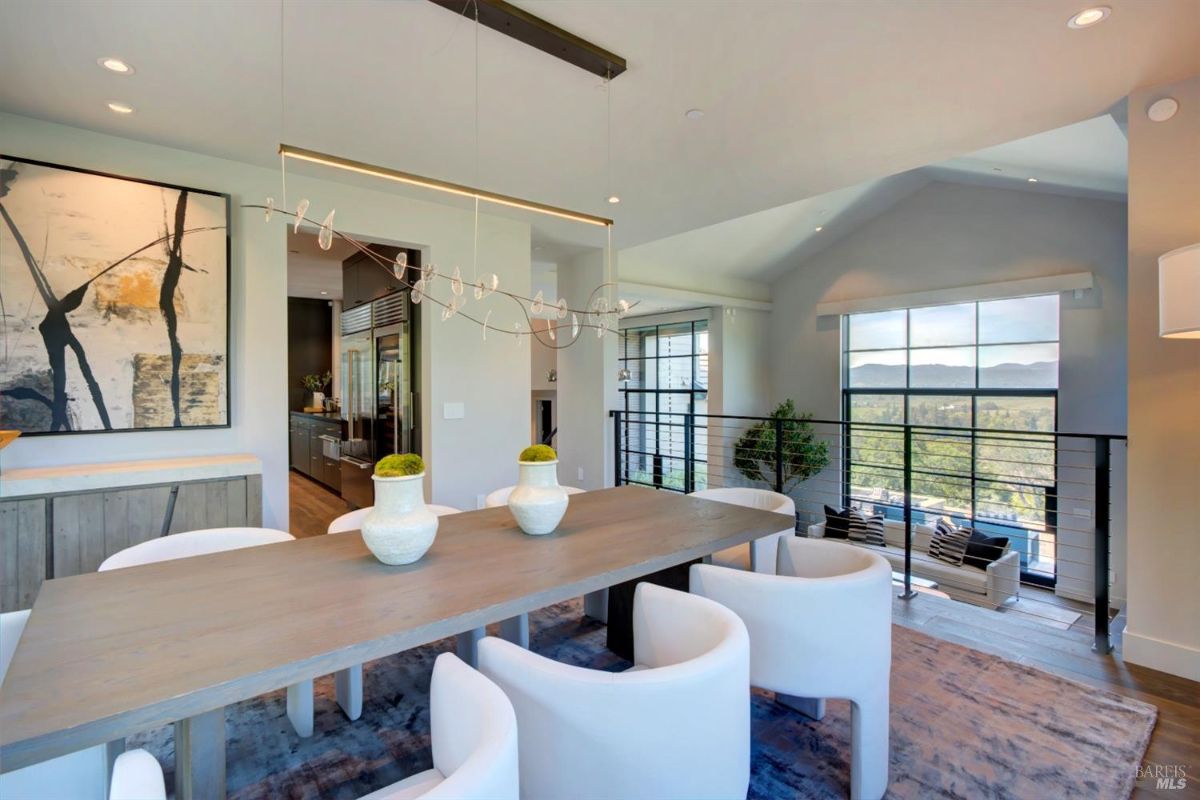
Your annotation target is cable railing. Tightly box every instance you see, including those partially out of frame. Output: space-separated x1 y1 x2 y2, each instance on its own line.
610 409 1127 654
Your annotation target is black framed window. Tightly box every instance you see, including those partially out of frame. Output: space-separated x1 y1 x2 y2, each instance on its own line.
619 320 709 491
842 296 1060 584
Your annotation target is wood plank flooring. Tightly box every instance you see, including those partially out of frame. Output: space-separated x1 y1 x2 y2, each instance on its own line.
288 476 1199 797
288 471 349 538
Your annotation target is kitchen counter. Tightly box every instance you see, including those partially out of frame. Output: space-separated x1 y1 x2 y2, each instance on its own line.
290 410 343 422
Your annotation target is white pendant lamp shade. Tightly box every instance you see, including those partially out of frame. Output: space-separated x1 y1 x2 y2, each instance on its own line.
1159 243 1200 338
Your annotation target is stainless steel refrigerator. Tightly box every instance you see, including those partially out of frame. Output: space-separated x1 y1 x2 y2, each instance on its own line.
339 293 414 508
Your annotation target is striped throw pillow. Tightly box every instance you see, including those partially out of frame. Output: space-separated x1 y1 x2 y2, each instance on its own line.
929 518 971 565
848 510 887 547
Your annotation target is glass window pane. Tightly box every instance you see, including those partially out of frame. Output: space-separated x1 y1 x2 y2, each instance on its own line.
975 395 1055 432
978 343 1058 388
906 394 972 428
848 310 906 351
979 295 1059 344
909 347 975 388
909 303 975 347
848 350 906 388
848 394 904 424
656 322 695 356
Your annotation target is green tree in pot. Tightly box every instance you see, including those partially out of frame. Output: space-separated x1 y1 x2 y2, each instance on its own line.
732 400 830 504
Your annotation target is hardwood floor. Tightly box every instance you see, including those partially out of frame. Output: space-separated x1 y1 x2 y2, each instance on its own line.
288 470 350 538
285 474 1199 797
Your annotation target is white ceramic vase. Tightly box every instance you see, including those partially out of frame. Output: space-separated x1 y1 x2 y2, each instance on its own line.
311 391 325 410
508 460 569 535
362 473 438 565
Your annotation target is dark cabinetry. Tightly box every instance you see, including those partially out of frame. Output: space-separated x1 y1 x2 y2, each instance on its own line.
342 245 419 310
289 412 342 492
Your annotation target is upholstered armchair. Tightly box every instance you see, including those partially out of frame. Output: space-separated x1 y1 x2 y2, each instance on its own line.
689 487 796 574
478 582 751 800
690 536 893 800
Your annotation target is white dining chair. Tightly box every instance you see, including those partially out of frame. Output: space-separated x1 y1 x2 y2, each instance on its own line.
478 583 750 800
358 652 518 800
1 610 166 800
690 536 893 800
688 487 795 574
328 504 461 534
97 527 317 738
326 504 463 721
483 485 592 638
483 484 585 508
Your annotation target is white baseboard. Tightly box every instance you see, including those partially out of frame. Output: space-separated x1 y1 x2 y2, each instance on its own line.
1122 627 1200 682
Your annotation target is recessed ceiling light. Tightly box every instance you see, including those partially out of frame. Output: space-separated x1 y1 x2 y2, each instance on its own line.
607 195 620 204
107 102 134 114
1027 177 1039 183
1067 6 1110 28
814 226 824 232
1147 97 1179 122
98 57 134 75
319 291 328 295
685 108 705 120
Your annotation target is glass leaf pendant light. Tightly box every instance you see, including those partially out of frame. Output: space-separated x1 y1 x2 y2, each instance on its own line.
317 210 335 250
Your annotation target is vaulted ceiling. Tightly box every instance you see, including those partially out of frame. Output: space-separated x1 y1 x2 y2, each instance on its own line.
2 0 1196 256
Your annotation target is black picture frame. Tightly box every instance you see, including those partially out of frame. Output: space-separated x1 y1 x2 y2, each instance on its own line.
0 154 232 436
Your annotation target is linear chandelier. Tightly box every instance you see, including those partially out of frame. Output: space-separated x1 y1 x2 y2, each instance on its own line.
269 0 627 349
280 145 612 228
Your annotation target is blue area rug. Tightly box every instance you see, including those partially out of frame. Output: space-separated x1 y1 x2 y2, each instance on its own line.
129 599 1156 799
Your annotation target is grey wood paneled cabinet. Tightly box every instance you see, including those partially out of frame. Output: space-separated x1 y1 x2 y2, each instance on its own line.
0 474 262 612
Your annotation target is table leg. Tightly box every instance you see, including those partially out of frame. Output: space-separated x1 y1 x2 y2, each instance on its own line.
456 627 485 667
174 707 225 800
583 589 608 623
777 693 826 720
105 738 126 789
499 614 529 649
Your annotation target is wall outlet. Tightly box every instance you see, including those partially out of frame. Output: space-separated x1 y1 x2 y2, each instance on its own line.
443 402 465 420
577 467 584 481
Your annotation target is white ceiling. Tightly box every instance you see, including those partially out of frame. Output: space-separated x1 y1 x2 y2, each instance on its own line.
287 231 356 299
927 112 1128 199
618 111 1131 295
1 0 1195 254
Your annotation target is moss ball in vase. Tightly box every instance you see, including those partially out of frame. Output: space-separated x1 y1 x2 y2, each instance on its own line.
508 445 569 535
362 454 437 565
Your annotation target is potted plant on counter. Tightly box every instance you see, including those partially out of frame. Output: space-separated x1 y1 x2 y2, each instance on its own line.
508 444 569 535
301 371 332 411
361 454 437 565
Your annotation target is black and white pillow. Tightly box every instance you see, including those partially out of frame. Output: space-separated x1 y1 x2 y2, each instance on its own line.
823 505 851 540
848 509 886 547
929 518 971 565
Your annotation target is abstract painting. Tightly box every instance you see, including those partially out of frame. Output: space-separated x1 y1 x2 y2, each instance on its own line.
0 157 229 435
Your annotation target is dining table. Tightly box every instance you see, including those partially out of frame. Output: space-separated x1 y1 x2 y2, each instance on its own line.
0 484 794 800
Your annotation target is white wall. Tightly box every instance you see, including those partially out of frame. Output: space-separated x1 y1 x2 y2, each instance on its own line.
0 111 530 523
768 180 1129 601
556 249 618 490
1123 74 1200 682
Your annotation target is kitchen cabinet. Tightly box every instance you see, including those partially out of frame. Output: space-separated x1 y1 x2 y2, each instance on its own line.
342 244 419 310
289 412 342 492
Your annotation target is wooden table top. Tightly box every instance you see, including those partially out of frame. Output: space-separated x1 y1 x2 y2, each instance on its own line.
0 485 792 770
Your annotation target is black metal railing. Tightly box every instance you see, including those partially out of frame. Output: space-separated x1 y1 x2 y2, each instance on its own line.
610 409 1126 654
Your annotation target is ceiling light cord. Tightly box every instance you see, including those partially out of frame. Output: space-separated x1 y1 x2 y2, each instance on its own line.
279 0 288 212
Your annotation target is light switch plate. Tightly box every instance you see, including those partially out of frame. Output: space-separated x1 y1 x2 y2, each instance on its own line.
443 402 465 420
577 467 584 481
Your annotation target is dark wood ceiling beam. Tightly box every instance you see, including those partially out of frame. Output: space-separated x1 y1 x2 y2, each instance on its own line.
427 0 626 79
